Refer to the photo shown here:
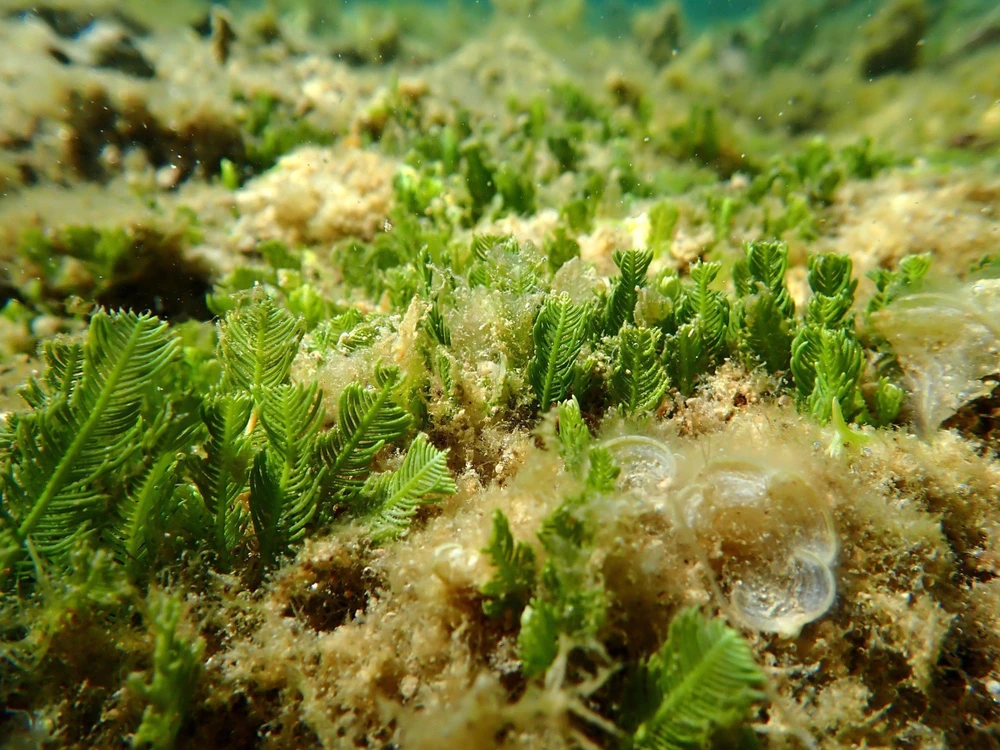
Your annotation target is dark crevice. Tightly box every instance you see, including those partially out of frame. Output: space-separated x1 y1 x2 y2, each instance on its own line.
8 6 149 39
95 230 214 322
281 557 384 633
64 87 245 185
942 380 1000 458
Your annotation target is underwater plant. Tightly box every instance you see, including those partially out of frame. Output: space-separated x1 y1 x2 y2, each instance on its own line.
1 3 999 745
624 607 766 750
0 215 968 748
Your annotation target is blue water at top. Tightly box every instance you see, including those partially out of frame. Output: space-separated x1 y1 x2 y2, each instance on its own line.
632 0 761 24
223 0 764 29
583 0 760 34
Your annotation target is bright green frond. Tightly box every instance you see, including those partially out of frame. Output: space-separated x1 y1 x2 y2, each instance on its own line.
190 394 254 567
730 242 796 374
677 261 730 362
481 509 537 617
433 346 457 399
106 399 203 579
872 377 905 427
247 452 281 567
471 234 514 262
1 310 179 579
808 253 855 299
128 592 205 750
736 291 794 373
515 442 617 679
556 397 591 474
805 253 856 329
791 326 865 424
108 451 180 579
362 433 456 543
517 600 561 678
743 240 794 317
248 450 323 578
662 321 704 397
217 293 305 402
250 382 326 576
731 241 796 374
790 325 821 399
309 308 381 355
467 234 544 293
584 446 621 493
605 248 654 334
317 367 412 502
427 298 452 346
0 519 20 578
631 608 765 750
517 558 606 678
529 293 591 411
0 545 131 670
865 252 931 317
805 291 855 331
260 382 323 467
18 339 83 410
611 325 670 415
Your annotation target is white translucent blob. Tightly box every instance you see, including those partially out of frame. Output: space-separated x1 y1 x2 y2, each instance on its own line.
594 437 838 636
680 461 837 566
675 459 838 636
730 550 836 636
597 436 677 497
431 542 481 587
870 281 1000 435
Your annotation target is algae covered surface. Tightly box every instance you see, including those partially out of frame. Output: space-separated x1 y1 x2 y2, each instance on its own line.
1 0 1000 748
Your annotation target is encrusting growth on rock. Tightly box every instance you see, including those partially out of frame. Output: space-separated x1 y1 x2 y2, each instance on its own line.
1 1 1000 748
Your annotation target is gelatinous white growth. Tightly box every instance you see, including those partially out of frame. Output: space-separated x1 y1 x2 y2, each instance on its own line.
598 435 677 496
870 280 1000 435
431 542 482 587
679 462 837 564
594 438 837 636
730 550 836 636
675 460 838 636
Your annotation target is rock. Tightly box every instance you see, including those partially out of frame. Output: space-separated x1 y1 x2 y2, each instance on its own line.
233 146 396 246
633 1 685 68
210 6 236 65
941 6 1000 62
605 70 643 109
754 0 825 70
61 86 244 183
244 10 284 45
860 0 928 79
332 9 401 66
7 5 149 39
76 20 156 78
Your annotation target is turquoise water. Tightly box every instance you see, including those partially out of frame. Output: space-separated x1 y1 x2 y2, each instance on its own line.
216 0 759 31
641 0 761 24
205 0 997 44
